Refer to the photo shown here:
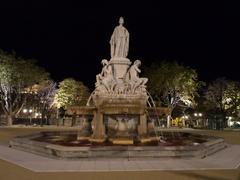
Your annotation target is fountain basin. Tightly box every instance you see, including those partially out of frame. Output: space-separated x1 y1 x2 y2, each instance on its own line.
9 131 226 159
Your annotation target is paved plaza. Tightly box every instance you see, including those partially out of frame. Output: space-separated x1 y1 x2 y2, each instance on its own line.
0 143 239 172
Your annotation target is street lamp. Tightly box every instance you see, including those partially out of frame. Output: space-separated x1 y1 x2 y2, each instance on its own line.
194 112 203 117
182 115 189 119
22 108 33 125
181 115 189 127
193 112 203 127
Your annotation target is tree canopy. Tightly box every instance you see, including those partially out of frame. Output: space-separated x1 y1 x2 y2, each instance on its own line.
224 81 240 117
144 61 202 112
0 50 49 125
54 78 90 109
205 78 240 118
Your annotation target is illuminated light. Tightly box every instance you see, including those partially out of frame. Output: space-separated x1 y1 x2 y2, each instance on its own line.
35 113 39 116
229 121 234 126
29 109 33 113
23 109 27 113
199 113 202 117
194 113 198 117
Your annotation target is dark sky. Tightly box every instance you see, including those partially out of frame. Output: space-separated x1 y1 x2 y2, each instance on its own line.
0 1 239 90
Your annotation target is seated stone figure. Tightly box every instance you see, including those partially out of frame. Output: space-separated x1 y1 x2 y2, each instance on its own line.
96 59 116 93
125 60 148 93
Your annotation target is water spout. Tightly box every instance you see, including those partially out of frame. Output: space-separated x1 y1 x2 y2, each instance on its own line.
86 90 96 106
146 91 166 142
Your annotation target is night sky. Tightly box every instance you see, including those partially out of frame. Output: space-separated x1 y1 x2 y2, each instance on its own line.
0 1 239 90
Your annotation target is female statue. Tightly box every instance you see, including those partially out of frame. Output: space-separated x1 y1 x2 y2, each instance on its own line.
127 60 148 93
96 59 116 92
110 17 129 58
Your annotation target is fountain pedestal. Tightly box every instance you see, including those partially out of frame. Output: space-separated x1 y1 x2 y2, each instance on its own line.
90 94 148 142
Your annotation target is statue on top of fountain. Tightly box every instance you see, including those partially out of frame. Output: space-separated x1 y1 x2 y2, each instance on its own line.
125 60 148 93
110 17 129 58
94 17 148 96
95 59 116 93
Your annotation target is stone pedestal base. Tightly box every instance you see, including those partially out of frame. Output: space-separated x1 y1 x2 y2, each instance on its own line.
109 57 131 80
89 138 105 143
110 138 134 145
91 94 148 141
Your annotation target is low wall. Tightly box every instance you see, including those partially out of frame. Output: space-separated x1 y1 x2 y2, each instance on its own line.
9 132 227 159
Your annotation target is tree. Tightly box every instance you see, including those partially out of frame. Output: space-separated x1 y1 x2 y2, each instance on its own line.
34 80 57 126
144 61 201 127
224 81 240 118
54 78 90 109
0 50 49 125
205 78 228 113
205 78 240 128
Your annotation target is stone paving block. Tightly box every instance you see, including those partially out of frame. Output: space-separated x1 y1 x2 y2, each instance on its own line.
95 161 109 171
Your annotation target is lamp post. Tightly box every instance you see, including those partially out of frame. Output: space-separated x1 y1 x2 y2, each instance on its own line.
23 108 33 125
29 109 33 125
194 112 203 128
181 115 189 127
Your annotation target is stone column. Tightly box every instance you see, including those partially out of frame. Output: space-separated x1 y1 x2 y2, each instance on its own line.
138 114 147 136
91 110 105 140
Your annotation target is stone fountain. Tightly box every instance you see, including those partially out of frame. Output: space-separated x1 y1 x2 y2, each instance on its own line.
88 17 149 143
